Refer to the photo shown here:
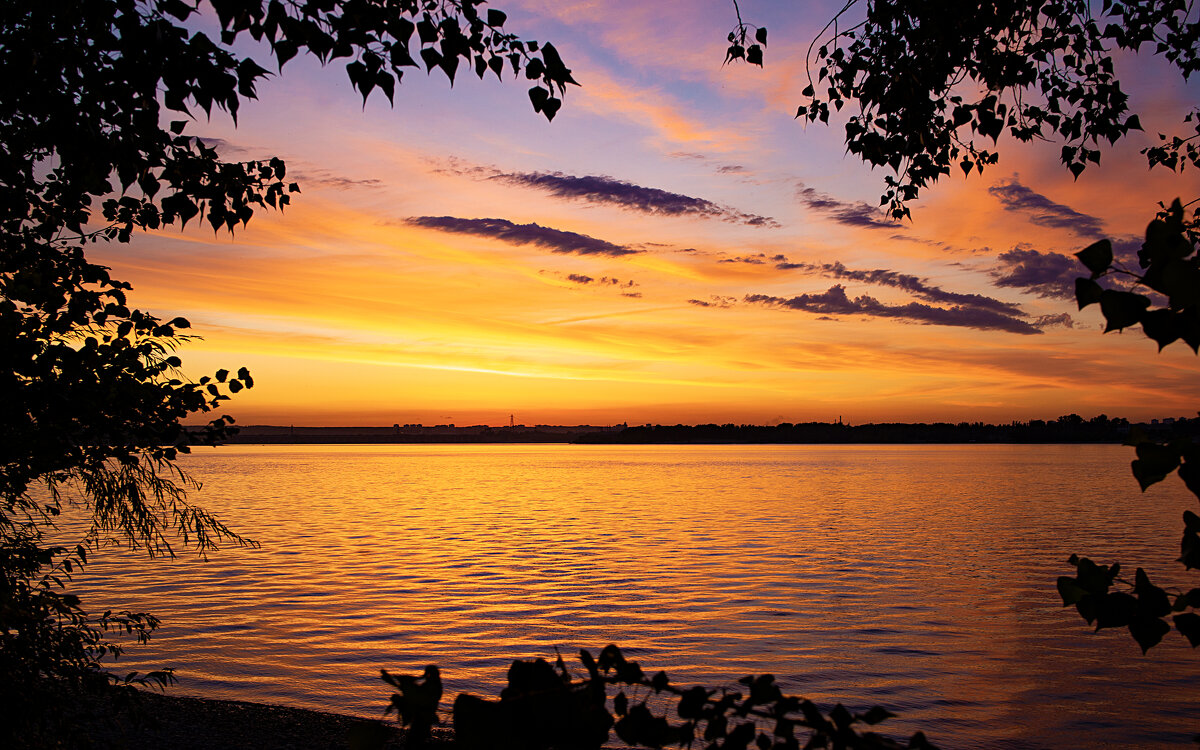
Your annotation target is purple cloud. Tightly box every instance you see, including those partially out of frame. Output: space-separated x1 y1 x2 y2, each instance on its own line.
991 248 1078 299
988 179 1105 237
777 260 1025 317
562 273 637 288
477 170 778 227
1033 313 1074 329
688 296 737 308
744 285 1044 335
406 216 640 257
797 184 897 229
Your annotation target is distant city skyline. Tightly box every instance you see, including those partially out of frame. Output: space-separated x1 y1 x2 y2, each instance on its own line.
105 1 1200 426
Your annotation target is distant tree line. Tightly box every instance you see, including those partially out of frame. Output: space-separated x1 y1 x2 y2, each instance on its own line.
577 414 1200 445
219 415 1200 445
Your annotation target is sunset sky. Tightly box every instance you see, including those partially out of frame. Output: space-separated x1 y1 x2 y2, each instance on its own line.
102 0 1200 426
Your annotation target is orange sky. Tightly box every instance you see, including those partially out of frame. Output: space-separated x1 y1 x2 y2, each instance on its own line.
99 1 1200 426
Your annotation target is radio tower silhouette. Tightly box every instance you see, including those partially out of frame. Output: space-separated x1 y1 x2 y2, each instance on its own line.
509 414 514 427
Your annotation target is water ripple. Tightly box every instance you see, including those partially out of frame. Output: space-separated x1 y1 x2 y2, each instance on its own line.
62 444 1200 748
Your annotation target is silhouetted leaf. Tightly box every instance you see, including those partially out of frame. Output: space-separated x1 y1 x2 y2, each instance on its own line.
1134 567 1171 618
1173 612 1200 646
377 72 395 104
528 86 548 113
1182 528 1200 569
1173 588 1200 612
677 686 711 719
615 703 674 748
1075 277 1104 309
1098 289 1150 331
420 47 442 73
1129 615 1170 653
1073 556 1116 593
1094 591 1138 629
861 706 895 725
416 18 437 44
1140 308 1182 350
1186 510 1200 533
1076 239 1113 276
1178 459 1200 497
438 52 459 84
1131 442 1180 490
1058 576 1088 605
830 703 853 731
724 721 755 750
540 43 576 87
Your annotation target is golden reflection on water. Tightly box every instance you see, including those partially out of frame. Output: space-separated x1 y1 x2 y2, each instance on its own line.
67 444 1197 748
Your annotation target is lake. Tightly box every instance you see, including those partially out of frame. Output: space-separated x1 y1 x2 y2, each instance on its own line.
66 443 1199 748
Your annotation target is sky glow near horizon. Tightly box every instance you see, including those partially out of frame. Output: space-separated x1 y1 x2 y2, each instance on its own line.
100 0 1200 426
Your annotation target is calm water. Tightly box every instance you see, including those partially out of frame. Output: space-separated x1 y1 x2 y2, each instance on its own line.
65 444 1198 748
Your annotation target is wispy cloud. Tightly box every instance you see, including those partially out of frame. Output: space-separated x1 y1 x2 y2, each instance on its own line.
294 169 385 190
441 162 778 227
797 184 897 229
406 216 641 257
744 285 1047 335
1033 313 1074 329
558 272 639 288
777 260 1025 316
688 296 737 308
988 179 1105 237
990 247 1078 299
720 253 778 265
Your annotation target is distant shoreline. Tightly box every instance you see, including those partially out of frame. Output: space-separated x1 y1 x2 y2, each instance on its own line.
212 415 1196 446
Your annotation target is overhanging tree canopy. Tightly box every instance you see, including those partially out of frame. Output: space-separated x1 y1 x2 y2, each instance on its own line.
0 0 572 743
730 0 1200 654
788 0 1199 219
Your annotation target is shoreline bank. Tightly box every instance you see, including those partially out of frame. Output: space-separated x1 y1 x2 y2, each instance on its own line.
84 691 442 749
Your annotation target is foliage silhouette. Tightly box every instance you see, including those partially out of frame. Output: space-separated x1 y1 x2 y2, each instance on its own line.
725 0 1200 656
1056 199 1200 653
729 0 1200 219
384 645 939 750
1 0 566 745
723 0 767 68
